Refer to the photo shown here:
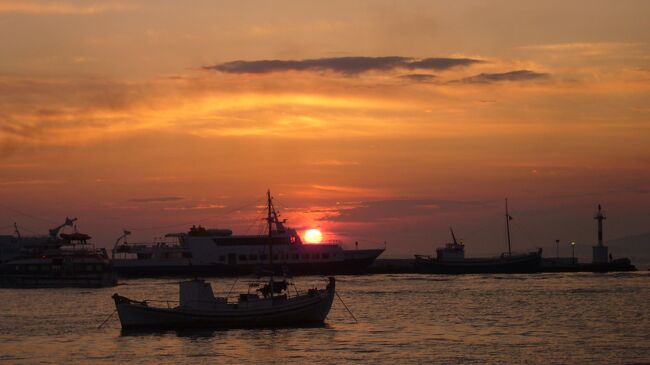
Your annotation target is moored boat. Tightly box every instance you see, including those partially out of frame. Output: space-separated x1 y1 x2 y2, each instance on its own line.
0 219 117 288
415 199 542 274
112 276 335 329
113 191 336 329
112 191 384 277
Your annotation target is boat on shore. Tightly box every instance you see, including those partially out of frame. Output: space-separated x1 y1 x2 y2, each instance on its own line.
0 219 117 288
112 191 384 277
415 199 542 274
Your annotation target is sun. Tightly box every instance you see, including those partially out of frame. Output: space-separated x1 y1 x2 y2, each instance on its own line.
303 229 323 244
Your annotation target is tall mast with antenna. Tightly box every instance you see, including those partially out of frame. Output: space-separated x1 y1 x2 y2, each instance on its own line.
267 189 274 298
505 198 512 256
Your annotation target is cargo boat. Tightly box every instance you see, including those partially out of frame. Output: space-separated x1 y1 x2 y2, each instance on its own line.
415 199 542 274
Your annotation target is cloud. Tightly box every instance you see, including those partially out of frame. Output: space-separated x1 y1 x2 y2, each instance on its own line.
520 42 640 56
0 1 135 14
399 73 437 83
129 196 184 203
456 70 549 84
319 199 493 223
204 56 483 75
163 204 227 211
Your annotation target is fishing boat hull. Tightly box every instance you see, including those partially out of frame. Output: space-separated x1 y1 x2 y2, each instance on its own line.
113 278 336 329
414 251 542 274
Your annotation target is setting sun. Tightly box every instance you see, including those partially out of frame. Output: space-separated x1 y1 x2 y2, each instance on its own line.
304 229 323 244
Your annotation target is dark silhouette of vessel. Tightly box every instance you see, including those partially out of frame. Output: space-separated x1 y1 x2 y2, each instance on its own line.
112 192 335 329
112 191 384 277
415 199 542 274
0 218 117 288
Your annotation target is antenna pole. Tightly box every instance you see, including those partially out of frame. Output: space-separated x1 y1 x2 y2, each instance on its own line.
450 226 458 245
14 223 21 240
505 198 512 256
267 189 274 298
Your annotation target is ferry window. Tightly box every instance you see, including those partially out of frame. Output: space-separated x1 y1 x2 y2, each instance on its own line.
96 265 103 271
301 254 309 259
312 253 320 259
15 265 20 271
292 254 299 260
260 254 268 260
182 252 192 259
41 265 51 271
86 265 94 271
28 265 38 271
239 255 247 261
249 254 258 261
322 253 330 259
273 255 279 260
219 255 226 262
282 254 289 260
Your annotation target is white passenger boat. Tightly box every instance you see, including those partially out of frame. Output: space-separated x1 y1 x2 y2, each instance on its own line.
112 191 384 277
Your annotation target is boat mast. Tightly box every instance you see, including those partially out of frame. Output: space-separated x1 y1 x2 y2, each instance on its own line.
267 189 274 298
450 226 458 245
505 198 512 256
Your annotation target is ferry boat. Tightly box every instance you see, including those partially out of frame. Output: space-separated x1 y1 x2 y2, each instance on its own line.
112 191 385 277
415 199 542 274
0 219 117 288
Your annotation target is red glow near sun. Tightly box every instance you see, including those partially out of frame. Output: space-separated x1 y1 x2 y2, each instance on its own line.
304 229 323 243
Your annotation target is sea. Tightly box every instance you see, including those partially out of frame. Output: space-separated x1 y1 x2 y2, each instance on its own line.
1 272 649 364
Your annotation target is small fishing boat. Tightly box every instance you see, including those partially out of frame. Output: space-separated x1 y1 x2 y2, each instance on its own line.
112 276 335 329
112 190 336 329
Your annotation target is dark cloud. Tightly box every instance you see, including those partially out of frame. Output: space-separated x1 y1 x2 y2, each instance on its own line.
204 56 483 75
319 199 493 223
399 74 437 83
457 70 549 84
406 58 483 70
129 196 184 203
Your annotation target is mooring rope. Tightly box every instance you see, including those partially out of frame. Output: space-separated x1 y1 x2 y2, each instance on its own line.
335 291 358 323
97 309 117 329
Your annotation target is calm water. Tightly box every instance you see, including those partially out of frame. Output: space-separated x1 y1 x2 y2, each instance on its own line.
1 273 649 364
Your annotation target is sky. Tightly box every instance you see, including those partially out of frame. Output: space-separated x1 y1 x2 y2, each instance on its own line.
1 0 649 258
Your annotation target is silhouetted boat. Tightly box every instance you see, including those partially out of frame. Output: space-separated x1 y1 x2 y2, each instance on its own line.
0 219 117 288
113 192 335 329
415 199 542 274
112 277 335 329
112 191 384 277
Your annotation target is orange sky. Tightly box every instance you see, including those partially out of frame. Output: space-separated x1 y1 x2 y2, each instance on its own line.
1 1 649 257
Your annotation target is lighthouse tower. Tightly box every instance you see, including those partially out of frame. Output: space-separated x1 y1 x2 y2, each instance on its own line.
592 204 609 264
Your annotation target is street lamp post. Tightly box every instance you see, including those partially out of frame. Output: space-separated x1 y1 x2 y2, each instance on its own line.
570 241 576 264
556 239 560 261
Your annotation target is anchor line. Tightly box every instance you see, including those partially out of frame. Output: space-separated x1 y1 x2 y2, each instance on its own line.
335 291 358 323
97 309 117 329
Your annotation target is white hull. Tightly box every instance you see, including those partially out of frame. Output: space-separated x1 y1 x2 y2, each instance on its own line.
113 278 335 329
